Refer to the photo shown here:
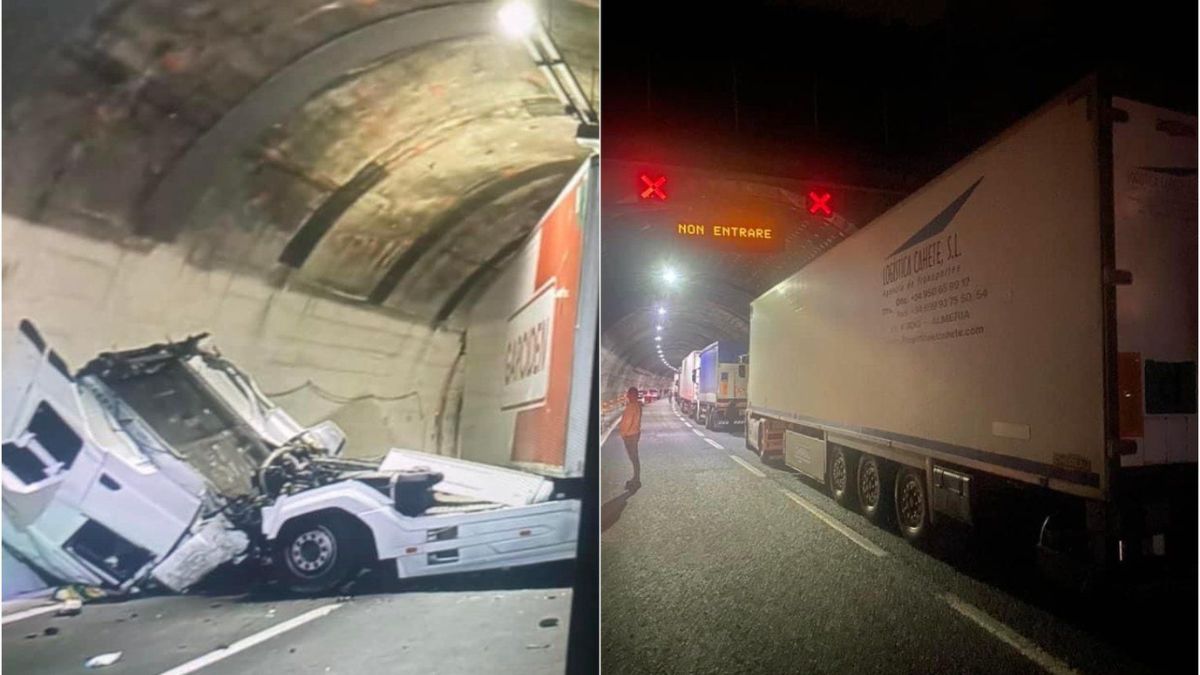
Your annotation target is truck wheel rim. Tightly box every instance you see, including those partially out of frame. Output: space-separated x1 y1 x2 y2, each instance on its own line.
898 475 925 529
860 462 879 508
831 453 847 495
289 527 337 576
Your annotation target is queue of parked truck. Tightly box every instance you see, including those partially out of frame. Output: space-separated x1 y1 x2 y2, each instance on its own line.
671 82 1196 589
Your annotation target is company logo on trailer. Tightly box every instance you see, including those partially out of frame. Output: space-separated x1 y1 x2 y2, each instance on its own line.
502 280 557 410
881 177 982 285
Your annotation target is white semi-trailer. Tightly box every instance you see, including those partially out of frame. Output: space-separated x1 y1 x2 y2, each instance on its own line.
678 350 701 416
746 80 1195 586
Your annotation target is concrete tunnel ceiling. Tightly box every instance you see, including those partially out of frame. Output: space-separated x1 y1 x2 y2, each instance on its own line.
3 0 599 327
600 161 901 374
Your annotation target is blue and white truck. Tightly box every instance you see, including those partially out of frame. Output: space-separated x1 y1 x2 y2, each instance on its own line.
692 341 748 430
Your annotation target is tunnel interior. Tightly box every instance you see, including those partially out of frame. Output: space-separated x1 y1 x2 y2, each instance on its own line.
2 0 598 459
599 159 900 402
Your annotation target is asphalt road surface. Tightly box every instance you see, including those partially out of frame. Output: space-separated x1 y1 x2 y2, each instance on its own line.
2 563 574 674
601 400 1194 675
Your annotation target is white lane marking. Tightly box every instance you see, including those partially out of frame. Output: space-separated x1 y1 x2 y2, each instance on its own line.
728 454 766 478
704 438 724 449
601 412 623 445
780 489 887 558
159 602 343 675
937 593 1080 675
691 428 706 438
1 602 66 625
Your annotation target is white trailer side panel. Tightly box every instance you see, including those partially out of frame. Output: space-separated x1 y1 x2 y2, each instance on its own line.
458 158 596 478
750 91 1107 499
679 351 700 404
1111 98 1198 466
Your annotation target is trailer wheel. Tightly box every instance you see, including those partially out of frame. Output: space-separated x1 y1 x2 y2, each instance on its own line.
857 455 890 522
828 446 855 507
274 514 364 594
705 408 716 430
894 467 929 543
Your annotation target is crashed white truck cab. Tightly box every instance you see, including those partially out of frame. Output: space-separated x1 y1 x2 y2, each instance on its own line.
1 322 580 594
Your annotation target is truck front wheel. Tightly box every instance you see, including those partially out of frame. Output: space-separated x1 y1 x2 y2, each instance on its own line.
894 467 929 543
274 515 364 594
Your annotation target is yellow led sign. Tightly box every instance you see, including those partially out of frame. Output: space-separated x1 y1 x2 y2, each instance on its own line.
675 222 781 252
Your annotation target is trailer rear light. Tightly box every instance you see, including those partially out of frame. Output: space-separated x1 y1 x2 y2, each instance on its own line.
519 529 532 537
405 546 419 554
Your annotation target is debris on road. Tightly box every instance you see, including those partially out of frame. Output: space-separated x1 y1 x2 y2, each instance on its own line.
84 652 123 668
539 617 559 628
55 585 109 603
56 599 83 616
44 627 60 636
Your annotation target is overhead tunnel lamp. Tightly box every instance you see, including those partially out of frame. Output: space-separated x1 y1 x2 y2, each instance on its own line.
661 266 680 286
497 1 537 38
497 0 597 139
657 307 666 316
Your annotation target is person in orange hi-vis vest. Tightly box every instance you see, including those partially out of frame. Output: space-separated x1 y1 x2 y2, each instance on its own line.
619 386 642 491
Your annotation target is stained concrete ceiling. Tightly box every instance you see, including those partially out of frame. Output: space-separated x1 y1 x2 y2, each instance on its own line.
2 0 598 326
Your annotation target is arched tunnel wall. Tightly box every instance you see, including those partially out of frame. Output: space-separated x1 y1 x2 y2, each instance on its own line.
2 0 598 468
3 215 464 459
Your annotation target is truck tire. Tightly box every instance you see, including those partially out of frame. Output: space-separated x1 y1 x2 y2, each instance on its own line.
274 514 364 594
705 408 716 430
857 455 891 523
894 467 929 543
828 446 856 507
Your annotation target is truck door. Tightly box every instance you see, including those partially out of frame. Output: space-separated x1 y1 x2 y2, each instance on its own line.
3 321 99 507
3 322 198 574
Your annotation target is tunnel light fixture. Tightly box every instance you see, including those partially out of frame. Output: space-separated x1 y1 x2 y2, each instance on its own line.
497 1 537 38
657 306 666 316
656 325 662 331
655 336 662 342
661 266 680 286
499 1 597 132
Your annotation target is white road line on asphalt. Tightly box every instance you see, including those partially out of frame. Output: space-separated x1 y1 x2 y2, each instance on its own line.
780 489 888 558
1 602 66 625
704 438 724 449
728 454 767 478
691 428 706 438
159 602 344 675
937 593 1081 675
601 413 623 446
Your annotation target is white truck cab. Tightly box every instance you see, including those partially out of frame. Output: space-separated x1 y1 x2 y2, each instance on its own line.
2 322 580 594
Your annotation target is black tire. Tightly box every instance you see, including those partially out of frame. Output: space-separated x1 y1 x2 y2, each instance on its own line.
857 455 891 523
828 446 856 507
894 467 930 543
745 420 753 450
274 515 364 594
705 409 716 430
